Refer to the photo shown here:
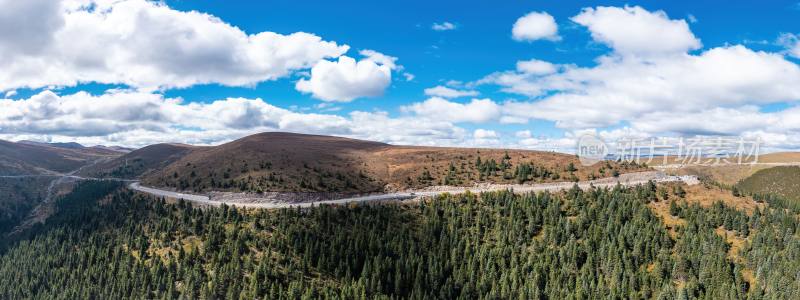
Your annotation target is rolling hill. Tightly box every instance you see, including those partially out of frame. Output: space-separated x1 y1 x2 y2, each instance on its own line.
0 140 123 175
79 143 198 179
737 166 800 203
140 132 646 193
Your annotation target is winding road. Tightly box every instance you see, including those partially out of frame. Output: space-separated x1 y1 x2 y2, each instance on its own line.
4 169 698 210
127 171 699 209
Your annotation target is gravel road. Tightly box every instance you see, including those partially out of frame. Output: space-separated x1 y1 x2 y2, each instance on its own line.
128 171 698 209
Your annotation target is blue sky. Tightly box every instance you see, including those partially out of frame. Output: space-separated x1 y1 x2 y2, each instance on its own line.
159 0 798 107
2 0 800 151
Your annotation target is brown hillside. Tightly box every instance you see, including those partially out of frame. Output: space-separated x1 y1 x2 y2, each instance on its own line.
142 132 647 193
0 140 120 175
142 132 389 193
758 152 800 163
81 143 198 179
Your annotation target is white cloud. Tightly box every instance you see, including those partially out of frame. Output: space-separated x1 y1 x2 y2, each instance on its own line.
401 97 500 123
499 116 528 124
493 45 800 129
432 22 457 31
571 6 701 57
473 129 499 139
0 0 351 91
482 7 800 131
295 51 396 102
778 33 800 58
3 90 16 98
472 6 800 150
358 49 398 69
516 59 557 75
423 85 479 98
0 90 474 147
444 80 463 87
0 0 63 57
515 130 532 138
512 11 559 42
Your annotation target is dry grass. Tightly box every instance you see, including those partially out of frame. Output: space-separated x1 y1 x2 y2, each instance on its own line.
666 164 770 186
759 152 800 163
648 200 685 238
650 152 800 166
714 227 747 262
141 132 647 194
649 182 762 219
682 183 763 213
371 146 644 190
651 152 800 186
648 183 758 288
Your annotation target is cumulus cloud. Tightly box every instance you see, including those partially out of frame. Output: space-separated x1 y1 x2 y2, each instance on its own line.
432 22 457 31
0 0 351 91
495 45 800 129
473 129 499 139
0 90 476 147
295 50 397 102
512 11 559 41
470 5 800 150
401 97 501 123
778 33 800 58
423 85 479 98
516 59 557 75
0 0 64 57
515 130 532 139
480 6 800 134
571 6 701 57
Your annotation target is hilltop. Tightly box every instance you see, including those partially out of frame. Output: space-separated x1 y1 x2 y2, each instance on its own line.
139 132 646 193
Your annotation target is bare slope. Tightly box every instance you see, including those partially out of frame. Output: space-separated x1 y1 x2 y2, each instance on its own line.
80 143 197 179
142 132 646 193
0 140 122 175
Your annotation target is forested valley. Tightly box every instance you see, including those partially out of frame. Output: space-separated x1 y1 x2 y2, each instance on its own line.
1 180 798 299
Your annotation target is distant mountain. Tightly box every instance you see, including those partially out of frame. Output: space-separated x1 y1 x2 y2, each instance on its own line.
16 140 132 155
91 145 134 153
0 140 122 175
0 139 128 233
79 143 197 179
138 132 644 193
17 140 85 149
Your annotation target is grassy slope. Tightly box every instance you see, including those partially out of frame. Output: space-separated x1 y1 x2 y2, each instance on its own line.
737 166 800 202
